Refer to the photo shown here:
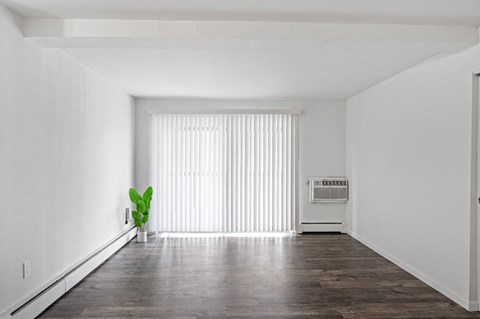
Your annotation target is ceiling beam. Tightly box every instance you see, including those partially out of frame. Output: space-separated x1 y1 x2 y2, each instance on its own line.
23 19 478 51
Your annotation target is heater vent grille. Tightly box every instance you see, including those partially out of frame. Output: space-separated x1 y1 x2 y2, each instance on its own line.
309 177 348 203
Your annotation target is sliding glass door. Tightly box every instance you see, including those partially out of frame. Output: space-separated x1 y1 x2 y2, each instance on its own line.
149 113 297 232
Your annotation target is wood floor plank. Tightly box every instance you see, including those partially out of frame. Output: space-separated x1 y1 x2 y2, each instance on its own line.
38 234 480 319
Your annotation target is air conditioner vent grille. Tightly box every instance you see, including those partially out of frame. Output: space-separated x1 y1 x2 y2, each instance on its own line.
309 177 348 203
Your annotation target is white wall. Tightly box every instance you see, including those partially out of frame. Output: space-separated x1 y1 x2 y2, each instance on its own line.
135 99 346 230
0 4 135 316
346 43 480 309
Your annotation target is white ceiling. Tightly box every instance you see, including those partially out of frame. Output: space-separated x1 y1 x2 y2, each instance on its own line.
6 0 480 99
4 0 480 25
60 46 437 99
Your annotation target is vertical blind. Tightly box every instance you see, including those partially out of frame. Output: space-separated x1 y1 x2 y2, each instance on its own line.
149 113 297 232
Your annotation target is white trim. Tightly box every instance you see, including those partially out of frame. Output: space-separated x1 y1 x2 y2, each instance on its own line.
1 227 137 319
474 72 480 310
147 108 302 115
348 231 478 311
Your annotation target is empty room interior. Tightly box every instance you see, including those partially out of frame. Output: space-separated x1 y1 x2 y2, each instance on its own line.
3 0 480 318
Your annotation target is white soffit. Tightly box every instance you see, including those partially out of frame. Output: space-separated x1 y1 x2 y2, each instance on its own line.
24 20 478 44
21 19 480 98
4 0 480 26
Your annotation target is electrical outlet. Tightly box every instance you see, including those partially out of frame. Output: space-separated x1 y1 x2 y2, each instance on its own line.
125 207 131 224
23 260 31 279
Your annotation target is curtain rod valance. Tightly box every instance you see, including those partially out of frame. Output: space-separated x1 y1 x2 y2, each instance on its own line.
148 108 302 115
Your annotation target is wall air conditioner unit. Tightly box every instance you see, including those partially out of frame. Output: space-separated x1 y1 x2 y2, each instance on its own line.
309 177 348 203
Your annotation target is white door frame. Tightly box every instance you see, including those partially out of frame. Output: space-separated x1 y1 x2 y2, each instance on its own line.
473 72 480 310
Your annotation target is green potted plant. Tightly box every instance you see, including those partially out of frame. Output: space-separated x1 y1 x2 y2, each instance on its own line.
129 186 153 243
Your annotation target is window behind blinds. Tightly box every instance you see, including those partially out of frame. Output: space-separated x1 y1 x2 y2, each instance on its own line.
149 113 297 232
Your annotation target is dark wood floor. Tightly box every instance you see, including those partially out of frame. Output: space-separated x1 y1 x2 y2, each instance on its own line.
39 234 480 319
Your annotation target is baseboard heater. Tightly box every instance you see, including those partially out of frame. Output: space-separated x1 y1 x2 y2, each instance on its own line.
3 227 137 319
301 222 344 233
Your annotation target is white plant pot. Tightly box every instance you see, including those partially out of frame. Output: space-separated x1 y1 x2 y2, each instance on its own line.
137 230 147 243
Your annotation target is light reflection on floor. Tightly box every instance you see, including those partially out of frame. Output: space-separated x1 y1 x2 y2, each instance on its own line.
157 232 294 238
